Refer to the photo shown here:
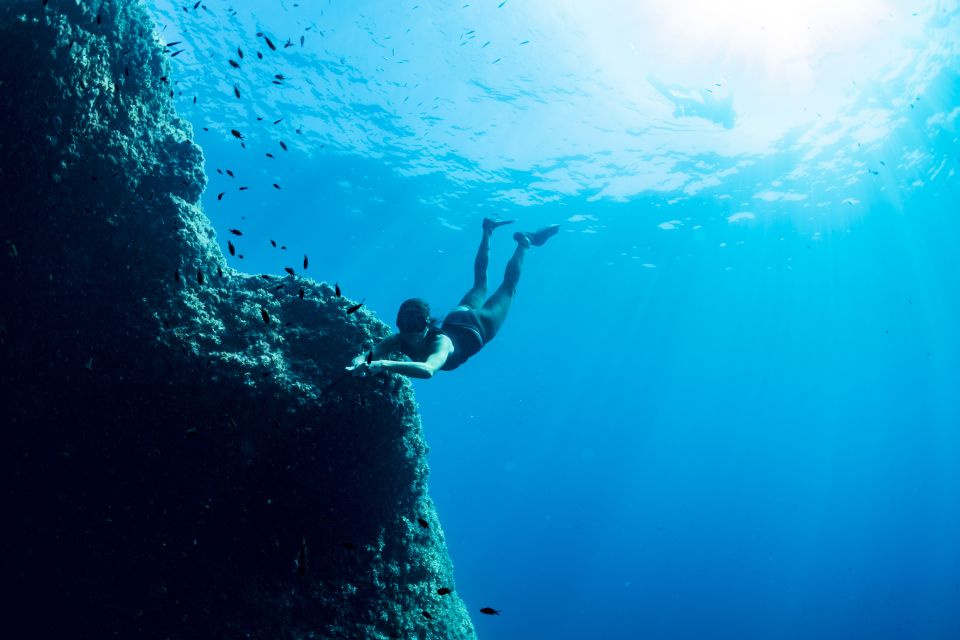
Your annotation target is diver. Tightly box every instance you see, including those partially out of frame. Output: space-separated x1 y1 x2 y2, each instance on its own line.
346 218 560 379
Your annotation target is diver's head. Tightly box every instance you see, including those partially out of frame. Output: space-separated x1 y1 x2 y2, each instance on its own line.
396 298 431 335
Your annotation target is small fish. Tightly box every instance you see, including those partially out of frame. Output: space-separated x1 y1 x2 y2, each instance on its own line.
239 186 249 191
170 49 185 58
197 268 204 284
479 607 501 615
174 269 181 283
261 306 270 324
217 192 225 200
335 283 341 297
231 129 243 139
229 59 240 68
217 266 223 278
366 350 373 364
436 588 452 596
237 47 244 59
273 117 284 125
298 286 304 299
274 284 285 291
257 51 263 59
421 612 433 620
303 254 309 269
281 246 287 250
270 239 277 247
228 228 243 236
265 153 275 159
417 518 429 528
227 240 236 255
193 0 200 8
165 41 183 47
264 35 276 50
294 538 308 577
300 35 305 47
234 84 240 99
275 74 286 80
284 267 295 275
273 183 281 190
284 38 294 48
226 169 234 177
346 300 365 314
280 140 288 151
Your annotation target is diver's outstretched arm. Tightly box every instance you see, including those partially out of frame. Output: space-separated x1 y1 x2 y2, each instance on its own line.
348 334 401 368
349 335 453 379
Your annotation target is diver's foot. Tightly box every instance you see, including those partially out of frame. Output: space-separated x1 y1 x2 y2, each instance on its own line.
483 217 515 233
514 224 560 247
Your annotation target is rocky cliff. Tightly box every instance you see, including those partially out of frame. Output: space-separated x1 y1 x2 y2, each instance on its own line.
0 2 475 638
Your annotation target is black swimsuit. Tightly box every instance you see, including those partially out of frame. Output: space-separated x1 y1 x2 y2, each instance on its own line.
438 306 485 371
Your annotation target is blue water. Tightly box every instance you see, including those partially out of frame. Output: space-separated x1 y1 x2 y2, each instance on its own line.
147 1 960 637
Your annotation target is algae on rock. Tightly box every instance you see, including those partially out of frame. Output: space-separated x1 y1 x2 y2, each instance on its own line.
0 1 475 638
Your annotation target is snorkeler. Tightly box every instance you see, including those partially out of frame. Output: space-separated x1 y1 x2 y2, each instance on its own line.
346 218 560 379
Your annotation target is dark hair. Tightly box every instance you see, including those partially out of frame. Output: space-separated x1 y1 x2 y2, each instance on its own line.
396 298 440 333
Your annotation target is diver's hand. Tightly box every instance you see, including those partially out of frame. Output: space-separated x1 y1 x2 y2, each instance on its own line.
350 354 367 368
345 358 366 375
346 360 385 377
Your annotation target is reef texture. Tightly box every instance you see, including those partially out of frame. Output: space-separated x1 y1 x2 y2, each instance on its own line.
0 2 475 639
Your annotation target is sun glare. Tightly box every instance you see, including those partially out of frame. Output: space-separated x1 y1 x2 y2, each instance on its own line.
676 0 868 59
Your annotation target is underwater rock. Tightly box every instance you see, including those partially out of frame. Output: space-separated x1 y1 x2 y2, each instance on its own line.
0 2 475 638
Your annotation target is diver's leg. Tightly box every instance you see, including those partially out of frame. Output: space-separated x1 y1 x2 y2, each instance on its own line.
476 239 528 341
476 224 559 340
457 218 513 309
